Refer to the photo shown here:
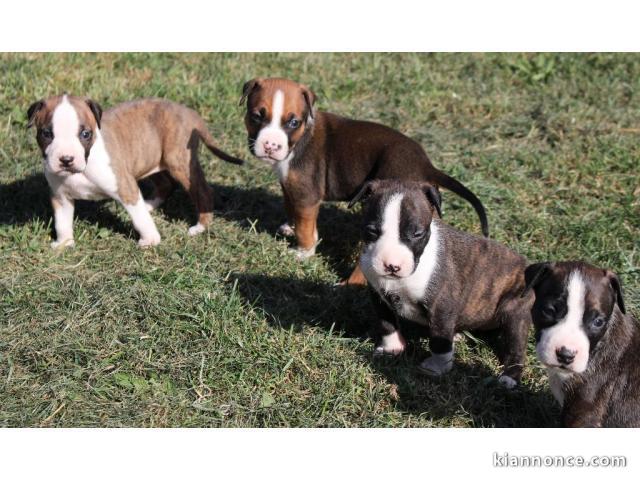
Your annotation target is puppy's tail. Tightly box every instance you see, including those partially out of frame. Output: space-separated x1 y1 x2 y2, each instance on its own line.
430 169 489 237
197 124 245 166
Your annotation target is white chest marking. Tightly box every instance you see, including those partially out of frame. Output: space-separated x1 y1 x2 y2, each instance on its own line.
546 367 574 405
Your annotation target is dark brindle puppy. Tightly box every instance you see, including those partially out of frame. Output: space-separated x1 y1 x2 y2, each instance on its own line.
240 77 489 285
523 261 640 427
351 180 531 387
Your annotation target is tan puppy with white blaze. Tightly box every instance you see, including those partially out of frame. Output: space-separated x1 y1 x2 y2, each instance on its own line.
27 94 243 248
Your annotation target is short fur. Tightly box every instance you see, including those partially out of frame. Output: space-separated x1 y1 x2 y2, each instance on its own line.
355 180 531 384
524 261 640 427
241 77 489 284
27 95 243 247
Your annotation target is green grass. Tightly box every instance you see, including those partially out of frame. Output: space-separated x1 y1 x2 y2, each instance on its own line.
0 53 638 427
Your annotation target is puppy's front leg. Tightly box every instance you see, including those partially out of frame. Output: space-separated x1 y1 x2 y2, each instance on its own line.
419 314 455 376
370 291 406 356
292 202 320 260
122 192 162 247
51 195 75 248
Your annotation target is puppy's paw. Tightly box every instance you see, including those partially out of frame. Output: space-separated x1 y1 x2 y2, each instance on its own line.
498 375 518 390
138 234 161 248
277 222 295 237
51 238 75 249
373 331 406 357
292 246 315 261
188 223 206 236
418 352 454 377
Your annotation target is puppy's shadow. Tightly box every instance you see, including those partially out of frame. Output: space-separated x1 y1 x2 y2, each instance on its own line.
213 183 363 278
0 173 131 236
232 272 559 427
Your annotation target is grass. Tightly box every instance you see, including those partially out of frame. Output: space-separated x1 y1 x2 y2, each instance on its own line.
0 53 638 427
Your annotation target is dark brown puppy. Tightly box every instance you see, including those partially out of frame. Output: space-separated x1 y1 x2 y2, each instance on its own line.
523 261 639 427
240 77 489 284
351 180 530 387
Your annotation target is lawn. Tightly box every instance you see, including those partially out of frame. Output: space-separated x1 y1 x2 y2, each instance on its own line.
0 53 638 427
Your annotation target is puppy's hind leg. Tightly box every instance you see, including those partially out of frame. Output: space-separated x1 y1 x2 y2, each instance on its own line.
166 149 214 237
145 171 175 212
496 302 531 389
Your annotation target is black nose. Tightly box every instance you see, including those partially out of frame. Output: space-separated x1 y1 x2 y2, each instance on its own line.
59 156 74 167
556 346 577 365
384 263 400 274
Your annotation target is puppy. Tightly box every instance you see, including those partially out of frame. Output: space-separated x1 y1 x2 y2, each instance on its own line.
27 95 243 247
351 179 531 388
240 77 489 284
523 260 639 427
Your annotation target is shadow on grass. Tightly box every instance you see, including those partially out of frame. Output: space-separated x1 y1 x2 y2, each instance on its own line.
212 183 362 279
232 272 559 427
0 173 132 236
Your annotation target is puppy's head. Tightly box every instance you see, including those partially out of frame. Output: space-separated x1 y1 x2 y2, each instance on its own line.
240 77 316 164
523 261 626 374
350 180 442 280
27 94 102 176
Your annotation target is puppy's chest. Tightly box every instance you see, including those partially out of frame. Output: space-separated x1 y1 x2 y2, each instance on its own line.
377 278 430 324
54 173 109 200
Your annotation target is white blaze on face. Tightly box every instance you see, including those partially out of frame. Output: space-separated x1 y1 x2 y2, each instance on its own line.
361 194 415 279
536 271 590 373
254 89 290 162
46 95 87 174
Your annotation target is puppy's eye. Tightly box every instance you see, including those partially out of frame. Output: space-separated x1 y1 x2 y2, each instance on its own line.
286 118 301 129
40 128 53 140
365 225 380 238
542 305 556 317
591 316 606 329
80 129 92 140
249 112 262 125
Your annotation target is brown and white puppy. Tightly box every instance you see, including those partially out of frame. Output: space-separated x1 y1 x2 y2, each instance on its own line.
351 180 531 388
27 95 243 247
240 77 489 284
523 261 639 427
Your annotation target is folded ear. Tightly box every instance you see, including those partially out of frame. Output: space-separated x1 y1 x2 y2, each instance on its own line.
348 180 379 209
86 99 102 128
422 184 442 218
522 262 553 298
301 85 316 120
606 270 626 314
27 100 45 128
239 78 262 106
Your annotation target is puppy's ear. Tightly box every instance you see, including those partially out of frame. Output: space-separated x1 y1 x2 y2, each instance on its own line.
301 85 317 120
522 262 553 298
86 99 102 128
422 184 442 218
27 100 45 128
348 180 379 209
606 270 626 314
239 78 262 106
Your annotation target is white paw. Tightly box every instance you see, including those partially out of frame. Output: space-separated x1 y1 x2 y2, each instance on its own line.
418 352 454 377
292 246 315 261
144 197 163 212
51 238 75 249
373 331 406 357
277 222 295 237
188 223 206 236
498 375 518 389
138 234 161 248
